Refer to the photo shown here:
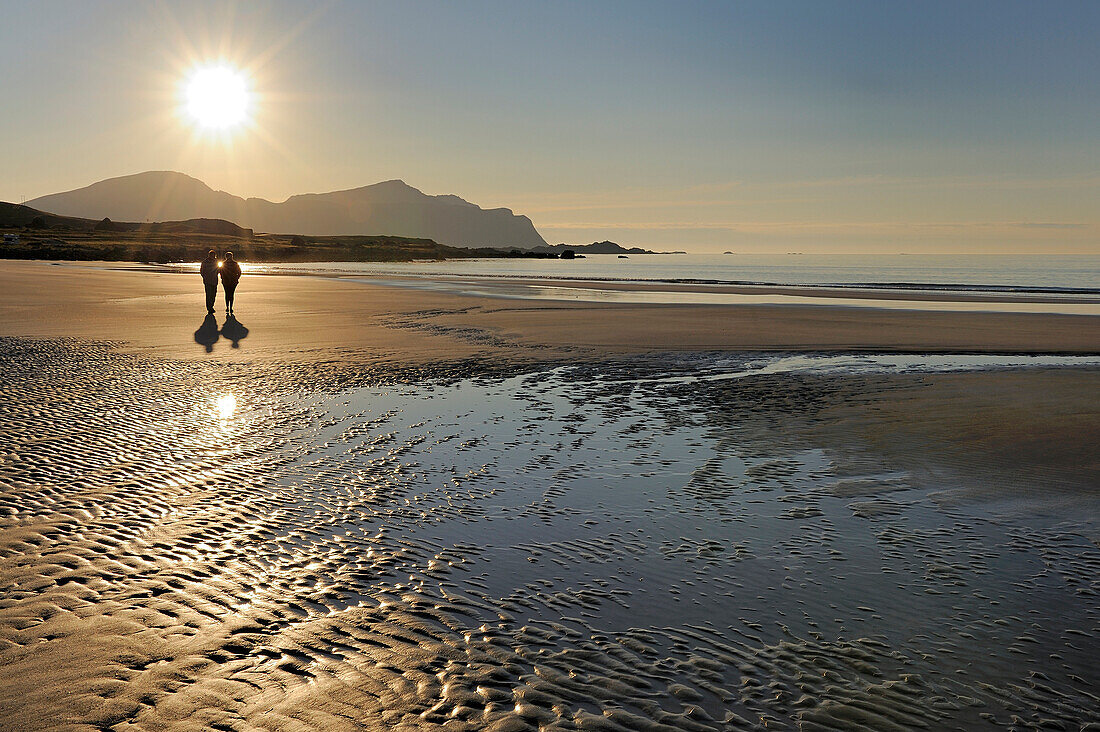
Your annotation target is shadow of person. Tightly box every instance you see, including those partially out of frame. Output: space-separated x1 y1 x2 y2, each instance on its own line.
194 314 221 353
220 315 250 349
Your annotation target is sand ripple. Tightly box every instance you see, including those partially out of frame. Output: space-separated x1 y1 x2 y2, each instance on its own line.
0 338 1096 730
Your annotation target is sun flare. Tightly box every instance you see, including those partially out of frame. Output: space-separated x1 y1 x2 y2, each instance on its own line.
184 65 251 129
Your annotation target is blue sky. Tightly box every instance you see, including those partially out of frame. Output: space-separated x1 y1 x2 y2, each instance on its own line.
2 0 1097 252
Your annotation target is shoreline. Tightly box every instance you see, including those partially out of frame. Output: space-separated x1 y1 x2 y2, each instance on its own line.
94 259 1100 300
1 260 1098 360
335 276 1100 314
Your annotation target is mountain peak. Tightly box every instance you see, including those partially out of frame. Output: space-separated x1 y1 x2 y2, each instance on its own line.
27 172 547 248
99 170 213 189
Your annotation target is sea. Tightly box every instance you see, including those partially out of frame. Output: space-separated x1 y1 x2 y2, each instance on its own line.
230 253 1100 294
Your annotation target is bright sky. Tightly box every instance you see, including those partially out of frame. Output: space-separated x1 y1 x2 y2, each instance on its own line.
2 0 1098 253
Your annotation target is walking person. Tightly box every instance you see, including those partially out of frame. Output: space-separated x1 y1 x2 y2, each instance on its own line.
220 251 242 314
200 249 219 314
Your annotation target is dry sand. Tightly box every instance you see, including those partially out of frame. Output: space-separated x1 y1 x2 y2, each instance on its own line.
1 260 1098 730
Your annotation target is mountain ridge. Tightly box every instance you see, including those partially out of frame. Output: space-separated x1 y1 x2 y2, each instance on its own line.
28 171 547 249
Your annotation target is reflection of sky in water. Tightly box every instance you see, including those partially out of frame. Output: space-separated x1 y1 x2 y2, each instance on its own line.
344 278 1100 315
161 254 1100 292
292 355 1099 655
622 353 1100 384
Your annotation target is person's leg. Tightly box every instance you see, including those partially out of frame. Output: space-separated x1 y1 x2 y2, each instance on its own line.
225 284 235 312
205 282 217 313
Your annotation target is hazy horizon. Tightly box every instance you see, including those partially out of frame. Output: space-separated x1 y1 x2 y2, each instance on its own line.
3 1 1098 254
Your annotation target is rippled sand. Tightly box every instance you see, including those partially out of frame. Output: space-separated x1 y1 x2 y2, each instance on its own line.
1 338 1096 730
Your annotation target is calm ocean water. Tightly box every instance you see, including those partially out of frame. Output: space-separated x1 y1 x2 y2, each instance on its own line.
239 254 1100 293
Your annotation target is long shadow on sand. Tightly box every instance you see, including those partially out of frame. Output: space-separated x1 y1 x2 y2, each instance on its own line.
194 314 220 352
220 315 249 348
194 315 250 351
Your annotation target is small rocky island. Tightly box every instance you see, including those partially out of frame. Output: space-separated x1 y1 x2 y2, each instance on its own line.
524 240 681 255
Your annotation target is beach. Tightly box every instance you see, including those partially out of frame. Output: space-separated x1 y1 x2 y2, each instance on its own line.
1 260 1098 730
2 261 1099 360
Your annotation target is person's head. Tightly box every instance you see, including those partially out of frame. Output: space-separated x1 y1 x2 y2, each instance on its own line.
225 251 235 261
206 249 216 260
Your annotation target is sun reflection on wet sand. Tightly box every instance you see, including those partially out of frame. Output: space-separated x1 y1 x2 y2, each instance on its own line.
216 393 237 419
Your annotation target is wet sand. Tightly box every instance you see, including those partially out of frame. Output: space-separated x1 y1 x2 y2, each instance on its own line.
1 260 1098 730
1 260 1098 359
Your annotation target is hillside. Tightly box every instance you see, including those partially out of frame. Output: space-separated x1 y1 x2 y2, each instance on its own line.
28 171 547 249
0 201 92 230
0 202 561 263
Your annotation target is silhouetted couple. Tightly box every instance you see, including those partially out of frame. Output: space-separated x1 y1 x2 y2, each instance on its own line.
200 249 242 314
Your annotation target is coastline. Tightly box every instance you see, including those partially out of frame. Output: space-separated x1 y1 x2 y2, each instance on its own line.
2 260 1098 360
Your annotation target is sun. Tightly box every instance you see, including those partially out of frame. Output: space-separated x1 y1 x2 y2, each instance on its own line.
184 65 252 129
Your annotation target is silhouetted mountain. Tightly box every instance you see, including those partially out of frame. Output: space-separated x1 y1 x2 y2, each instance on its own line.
1 200 558 264
28 171 546 248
